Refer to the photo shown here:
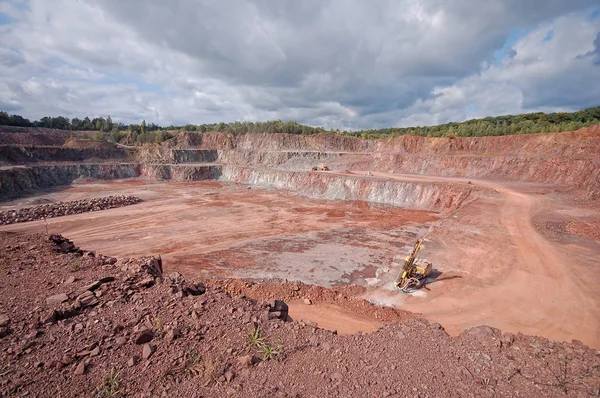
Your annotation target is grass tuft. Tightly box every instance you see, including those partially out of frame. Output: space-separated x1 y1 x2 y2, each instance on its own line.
96 368 121 397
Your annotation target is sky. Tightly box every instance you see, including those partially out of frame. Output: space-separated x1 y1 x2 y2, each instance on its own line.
0 0 599 130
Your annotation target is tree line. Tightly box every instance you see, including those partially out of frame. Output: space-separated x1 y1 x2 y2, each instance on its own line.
1 106 599 143
349 106 600 139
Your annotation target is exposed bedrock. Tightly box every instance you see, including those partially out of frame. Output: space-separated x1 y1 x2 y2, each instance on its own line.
0 164 225 200
220 165 478 212
217 149 354 169
372 154 600 198
0 163 474 212
139 164 222 181
187 149 599 198
0 164 140 200
180 125 600 156
171 149 219 164
0 145 129 164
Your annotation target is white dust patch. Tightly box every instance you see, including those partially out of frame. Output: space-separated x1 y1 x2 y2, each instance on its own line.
245 242 383 287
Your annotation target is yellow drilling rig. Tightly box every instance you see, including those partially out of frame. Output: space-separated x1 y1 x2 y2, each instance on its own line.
394 239 432 293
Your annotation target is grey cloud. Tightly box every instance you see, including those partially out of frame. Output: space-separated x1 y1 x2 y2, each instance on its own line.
0 0 599 128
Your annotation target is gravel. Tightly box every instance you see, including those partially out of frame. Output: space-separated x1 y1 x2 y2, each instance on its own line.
0 195 142 225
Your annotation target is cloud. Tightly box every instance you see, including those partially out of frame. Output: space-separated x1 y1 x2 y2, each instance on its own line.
0 0 598 129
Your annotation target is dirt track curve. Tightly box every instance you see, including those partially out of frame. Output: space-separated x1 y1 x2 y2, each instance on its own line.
356 171 600 348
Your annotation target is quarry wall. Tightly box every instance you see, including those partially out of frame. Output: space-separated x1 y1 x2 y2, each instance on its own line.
0 125 598 202
0 145 129 164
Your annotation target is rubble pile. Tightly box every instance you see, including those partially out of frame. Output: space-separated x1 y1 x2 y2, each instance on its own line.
0 195 142 225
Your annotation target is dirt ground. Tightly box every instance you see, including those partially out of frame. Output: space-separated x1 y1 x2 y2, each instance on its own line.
2 232 599 397
2 172 599 349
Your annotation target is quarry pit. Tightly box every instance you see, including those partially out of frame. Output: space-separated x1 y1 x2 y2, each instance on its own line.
1 126 599 348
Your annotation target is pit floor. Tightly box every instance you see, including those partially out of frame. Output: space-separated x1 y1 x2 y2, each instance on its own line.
2 176 600 347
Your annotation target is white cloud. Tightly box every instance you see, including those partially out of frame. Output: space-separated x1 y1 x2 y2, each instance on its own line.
0 0 598 128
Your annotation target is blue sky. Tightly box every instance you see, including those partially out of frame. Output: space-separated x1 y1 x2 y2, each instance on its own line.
0 1 599 129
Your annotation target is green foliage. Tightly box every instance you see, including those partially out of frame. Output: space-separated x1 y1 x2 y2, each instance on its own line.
1 106 599 139
246 323 282 362
258 340 282 362
349 106 600 139
247 322 265 349
96 368 121 397
93 131 107 141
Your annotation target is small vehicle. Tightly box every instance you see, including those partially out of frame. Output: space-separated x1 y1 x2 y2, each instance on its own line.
394 239 432 292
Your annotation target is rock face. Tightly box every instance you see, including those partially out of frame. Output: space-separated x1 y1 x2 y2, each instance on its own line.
0 163 141 201
0 195 142 225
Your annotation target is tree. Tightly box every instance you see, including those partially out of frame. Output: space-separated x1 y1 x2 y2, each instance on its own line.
83 117 94 130
93 117 106 131
40 116 53 128
104 115 113 132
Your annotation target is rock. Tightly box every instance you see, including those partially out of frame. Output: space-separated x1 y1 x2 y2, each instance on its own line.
114 336 127 347
83 281 102 292
430 323 444 331
135 329 154 345
142 344 155 360
99 276 115 284
303 298 312 305
461 325 501 345
46 293 69 305
90 346 100 357
0 314 10 328
186 283 206 296
0 326 10 338
165 328 181 343
65 276 76 284
77 293 99 309
268 311 283 320
74 362 86 375
224 371 235 382
236 355 255 368
59 241 74 252
106 257 118 265
501 332 515 347
145 257 163 276
269 299 288 312
127 356 139 367
268 300 288 320
40 309 58 324
136 277 155 289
